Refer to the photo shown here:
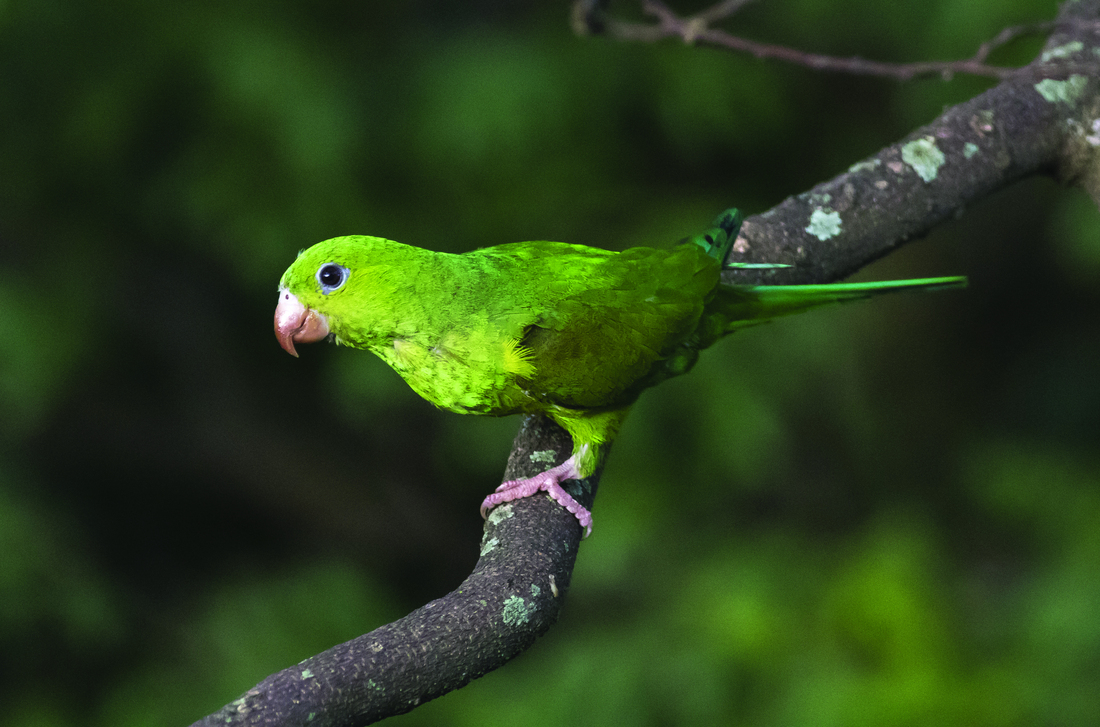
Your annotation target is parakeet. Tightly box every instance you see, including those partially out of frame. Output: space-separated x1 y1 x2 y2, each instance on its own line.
274 210 965 537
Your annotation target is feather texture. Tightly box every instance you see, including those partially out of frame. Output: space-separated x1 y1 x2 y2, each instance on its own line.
275 210 966 534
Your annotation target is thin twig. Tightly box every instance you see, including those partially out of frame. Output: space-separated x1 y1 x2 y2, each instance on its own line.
973 21 1055 64
692 28 1016 80
579 0 1100 81
695 0 759 25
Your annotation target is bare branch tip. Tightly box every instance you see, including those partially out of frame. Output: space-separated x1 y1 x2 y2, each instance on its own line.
601 1 1070 81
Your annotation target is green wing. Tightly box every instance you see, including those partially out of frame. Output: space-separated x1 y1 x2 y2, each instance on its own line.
470 242 722 410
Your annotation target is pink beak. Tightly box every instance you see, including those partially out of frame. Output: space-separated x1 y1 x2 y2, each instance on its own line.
274 290 330 357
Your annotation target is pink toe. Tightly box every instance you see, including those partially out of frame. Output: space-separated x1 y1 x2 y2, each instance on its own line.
480 457 593 536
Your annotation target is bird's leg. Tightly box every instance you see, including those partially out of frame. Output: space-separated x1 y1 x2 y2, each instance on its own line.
480 455 592 538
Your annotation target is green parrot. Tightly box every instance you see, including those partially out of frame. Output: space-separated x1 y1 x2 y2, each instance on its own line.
274 210 965 536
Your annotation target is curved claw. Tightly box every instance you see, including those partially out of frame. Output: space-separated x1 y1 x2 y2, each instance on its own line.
274 290 330 356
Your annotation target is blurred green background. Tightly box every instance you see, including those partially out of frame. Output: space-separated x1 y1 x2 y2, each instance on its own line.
2 0 1099 725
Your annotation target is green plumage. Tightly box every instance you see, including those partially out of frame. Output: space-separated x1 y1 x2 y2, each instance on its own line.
276 209 965 532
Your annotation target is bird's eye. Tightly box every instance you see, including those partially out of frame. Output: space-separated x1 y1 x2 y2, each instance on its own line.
316 263 349 293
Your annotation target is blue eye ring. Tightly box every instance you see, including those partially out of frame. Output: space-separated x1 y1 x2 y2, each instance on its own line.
316 263 349 294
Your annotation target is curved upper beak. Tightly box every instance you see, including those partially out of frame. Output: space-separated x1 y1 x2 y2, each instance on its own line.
274 289 330 357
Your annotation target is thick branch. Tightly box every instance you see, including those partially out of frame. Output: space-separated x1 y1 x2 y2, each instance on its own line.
194 2 1100 725
722 24 1100 284
192 416 597 726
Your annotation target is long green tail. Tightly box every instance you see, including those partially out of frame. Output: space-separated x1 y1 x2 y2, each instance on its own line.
682 208 967 333
716 276 968 332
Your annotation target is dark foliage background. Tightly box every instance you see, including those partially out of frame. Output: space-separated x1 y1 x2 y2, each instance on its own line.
1 0 1098 724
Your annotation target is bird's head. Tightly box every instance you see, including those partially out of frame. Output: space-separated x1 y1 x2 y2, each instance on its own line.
274 236 372 357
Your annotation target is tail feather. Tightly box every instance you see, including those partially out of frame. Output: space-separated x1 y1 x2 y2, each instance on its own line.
681 209 967 337
715 276 968 332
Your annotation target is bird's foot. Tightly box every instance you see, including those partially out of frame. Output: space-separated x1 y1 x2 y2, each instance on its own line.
480 457 592 538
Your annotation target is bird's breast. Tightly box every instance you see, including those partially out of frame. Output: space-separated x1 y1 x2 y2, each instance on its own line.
374 336 533 416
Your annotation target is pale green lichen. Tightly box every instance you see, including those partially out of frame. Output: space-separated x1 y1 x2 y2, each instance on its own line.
530 449 556 464
1034 75 1088 105
963 142 980 159
487 503 515 526
530 584 541 598
301 669 314 679
848 159 880 174
479 536 500 556
1041 41 1083 62
901 136 946 182
502 595 535 625
1086 119 1100 146
805 208 842 240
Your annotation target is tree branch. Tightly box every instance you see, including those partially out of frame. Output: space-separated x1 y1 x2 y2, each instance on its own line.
722 5 1100 283
193 415 597 726
193 1 1100 724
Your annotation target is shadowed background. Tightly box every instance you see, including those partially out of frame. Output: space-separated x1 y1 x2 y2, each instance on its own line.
2 0 1098 724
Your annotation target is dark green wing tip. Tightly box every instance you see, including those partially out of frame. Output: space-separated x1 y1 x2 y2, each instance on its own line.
712 208 743 239
679 207 744 261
